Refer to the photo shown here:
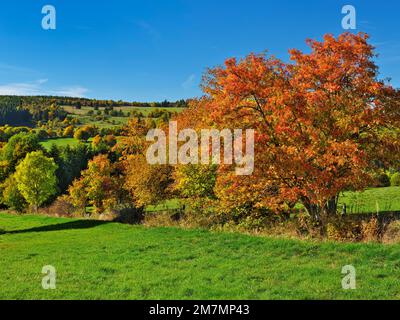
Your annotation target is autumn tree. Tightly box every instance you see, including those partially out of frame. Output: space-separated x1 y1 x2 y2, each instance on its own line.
174 164 217 199
116 118 149 159
14 151 58 212
91 135 102 149
124 154 173 208
68 154 123 214
191 32 400 220
68 178 89 214
63 125 75 138
0 132 43 180
1 174 27 212
116 118 173 208
74 127 90 142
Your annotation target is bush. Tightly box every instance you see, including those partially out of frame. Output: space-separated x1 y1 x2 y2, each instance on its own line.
374 173 391 188
111 205 145 224
390 173 400 186
324 215 381 242
382 220 400 244
63 125 74 138
74 128 90 141
361 217 380 242
326 218 362 242
44 195 75 217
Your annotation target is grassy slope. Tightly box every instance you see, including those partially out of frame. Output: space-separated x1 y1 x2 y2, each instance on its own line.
63 105 185 116
62 105 185 128
339 187 400 214
0 213 399 300
40 138 84 150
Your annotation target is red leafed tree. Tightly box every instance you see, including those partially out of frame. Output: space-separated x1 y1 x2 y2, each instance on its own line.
194 32 400 219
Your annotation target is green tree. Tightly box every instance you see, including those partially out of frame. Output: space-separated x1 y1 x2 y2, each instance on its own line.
14 151 58 212
74 128 90 141
0 132 43 178
174 164 217 199
1 174 27 212
53 144 92 194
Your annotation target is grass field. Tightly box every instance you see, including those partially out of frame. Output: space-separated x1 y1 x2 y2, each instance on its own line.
63 105 185 117
339 187 400 214
148 187 400 215
62 105 185 128
40 138 85 150
0 213 400 299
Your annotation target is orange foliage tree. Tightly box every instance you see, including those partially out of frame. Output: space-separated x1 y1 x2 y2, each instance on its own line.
68 154 124 214
117 118 174 208
178 33 400 219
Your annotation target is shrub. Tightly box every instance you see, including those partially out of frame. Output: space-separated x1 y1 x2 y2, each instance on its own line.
74 128 90 141
326 219 362 242
390 172 400 186
36 129 48 140
361 217 380 242
44 195 75 217
111 205 145 224
295 213 324 239
324 216 381 242
144 211 180 227
373 173 391 188
382 220 400 244
63 125 74 138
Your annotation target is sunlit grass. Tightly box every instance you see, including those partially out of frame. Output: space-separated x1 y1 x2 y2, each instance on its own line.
339 187 400 214
0 213 399 299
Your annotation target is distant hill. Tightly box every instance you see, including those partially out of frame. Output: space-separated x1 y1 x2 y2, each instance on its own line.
0 95 189 126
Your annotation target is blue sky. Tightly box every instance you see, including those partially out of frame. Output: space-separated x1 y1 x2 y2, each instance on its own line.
0 0 399 101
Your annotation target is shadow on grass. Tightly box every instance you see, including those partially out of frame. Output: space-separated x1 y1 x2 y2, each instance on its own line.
3 220 109 235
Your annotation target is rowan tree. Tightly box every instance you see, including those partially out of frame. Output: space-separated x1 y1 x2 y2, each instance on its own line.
194 32 400 219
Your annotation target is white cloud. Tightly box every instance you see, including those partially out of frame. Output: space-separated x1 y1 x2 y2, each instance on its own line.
181 74 196 90
50 86 89 97
0 79 88 97
0 63 38 75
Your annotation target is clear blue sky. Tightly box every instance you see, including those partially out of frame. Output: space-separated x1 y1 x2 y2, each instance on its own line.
0 0 399 101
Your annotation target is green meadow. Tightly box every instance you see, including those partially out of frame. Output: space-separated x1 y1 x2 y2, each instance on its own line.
1 213 399 300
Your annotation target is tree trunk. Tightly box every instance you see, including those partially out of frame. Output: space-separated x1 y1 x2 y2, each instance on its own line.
302 195 339 221
302 199 321 221
323 195 339 216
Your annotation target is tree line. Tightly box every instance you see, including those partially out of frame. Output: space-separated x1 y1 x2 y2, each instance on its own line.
0 33 399 242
